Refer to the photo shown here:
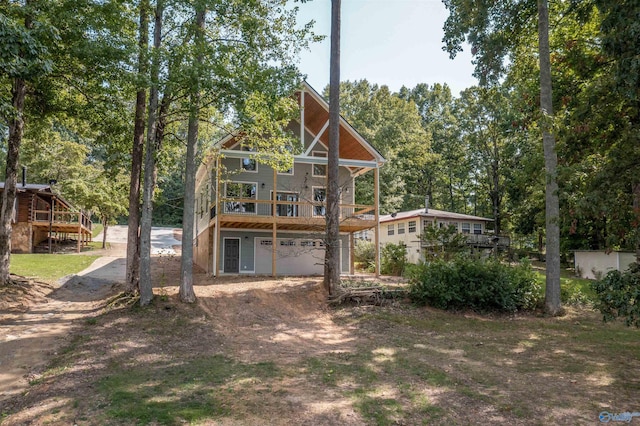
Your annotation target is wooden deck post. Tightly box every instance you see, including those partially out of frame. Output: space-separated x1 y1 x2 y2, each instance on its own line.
272 168 277 277
374 167 380 277
214 162 221 276
349 232 355 275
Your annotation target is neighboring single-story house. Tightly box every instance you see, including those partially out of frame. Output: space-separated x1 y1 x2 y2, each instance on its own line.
378 205 509 263
193 82 385 276
573 250 637 280
0 182 92 253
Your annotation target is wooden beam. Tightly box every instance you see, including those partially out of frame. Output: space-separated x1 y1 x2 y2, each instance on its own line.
214 160 221 276
349 232 355 275
374 167 380 277
272 168 277 277
300 89 305 148
303 119 329 156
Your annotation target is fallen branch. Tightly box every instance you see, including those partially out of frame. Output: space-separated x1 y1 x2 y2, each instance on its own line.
329 287 407 306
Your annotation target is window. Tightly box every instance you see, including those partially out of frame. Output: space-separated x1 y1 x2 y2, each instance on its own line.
461 223 471 234
274 192 299 217
225 182 257 214
397 223 405 234
473 223 482 234
260 239 273 246
241 145 257 172
449 222 459 232
312 151 327 176
280 240 296 246
387 224 395 236
313 187 326 216
408 220 416 233
300 241 316 247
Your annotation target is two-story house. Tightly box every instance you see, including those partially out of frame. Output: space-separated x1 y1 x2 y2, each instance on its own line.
379 205 509 263
193 82 385 276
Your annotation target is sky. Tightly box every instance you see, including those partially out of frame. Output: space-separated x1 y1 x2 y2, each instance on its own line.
292 0 478 96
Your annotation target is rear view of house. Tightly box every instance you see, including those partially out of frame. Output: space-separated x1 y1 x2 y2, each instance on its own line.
193 82 385 276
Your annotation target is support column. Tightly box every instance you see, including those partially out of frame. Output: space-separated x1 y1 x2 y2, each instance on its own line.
349 232 355 275
214 161 221 276
374 167 380 277
272 168 277 277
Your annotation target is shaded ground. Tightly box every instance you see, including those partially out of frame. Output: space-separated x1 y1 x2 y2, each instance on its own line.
1 250 639 424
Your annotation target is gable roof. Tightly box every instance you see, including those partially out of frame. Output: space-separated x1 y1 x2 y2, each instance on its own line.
380 208 492 224
220 81 384 165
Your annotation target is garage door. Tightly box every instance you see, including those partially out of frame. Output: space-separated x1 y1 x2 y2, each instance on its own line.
255 238 339 275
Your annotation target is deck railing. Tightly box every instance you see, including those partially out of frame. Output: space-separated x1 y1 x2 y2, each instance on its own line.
212 198 375 221
32 209 92 230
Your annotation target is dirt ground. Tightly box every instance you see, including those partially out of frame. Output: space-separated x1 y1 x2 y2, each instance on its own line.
1 244 639 425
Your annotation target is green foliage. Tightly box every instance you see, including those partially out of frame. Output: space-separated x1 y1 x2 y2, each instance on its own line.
407 256 541 312
592 263 640 327
10 254 99 282
353 240 376 272
380 242 407 276
421 223 469 260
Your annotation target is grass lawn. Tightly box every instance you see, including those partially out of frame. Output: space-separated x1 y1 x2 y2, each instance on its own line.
534 271 596 305
10 254 99 282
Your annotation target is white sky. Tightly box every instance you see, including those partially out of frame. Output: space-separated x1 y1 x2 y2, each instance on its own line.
292 0 478 96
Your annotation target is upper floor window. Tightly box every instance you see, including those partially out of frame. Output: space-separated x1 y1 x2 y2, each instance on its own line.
408 220 416 233
313 187 326 216
461 223 471 234
397 222 405 234
473 223 482 234
225 182 256 214
241 145 257 172
387 224 394 236
312 151 327 176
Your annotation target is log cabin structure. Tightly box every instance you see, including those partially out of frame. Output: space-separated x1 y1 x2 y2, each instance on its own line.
0 182 92 253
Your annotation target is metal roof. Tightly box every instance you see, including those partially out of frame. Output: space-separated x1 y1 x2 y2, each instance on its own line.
380 208 492 223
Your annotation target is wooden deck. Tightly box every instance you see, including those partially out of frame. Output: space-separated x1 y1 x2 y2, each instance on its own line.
31 209 92 252
210 199 377 233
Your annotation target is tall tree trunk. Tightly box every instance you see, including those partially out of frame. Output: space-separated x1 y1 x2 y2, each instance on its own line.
633 182 640 263
125 0 149 295
179 7 205 304
139 0 163 306
102 218 109 249
0 77 26 285
324 0 341 295
538 0 562 315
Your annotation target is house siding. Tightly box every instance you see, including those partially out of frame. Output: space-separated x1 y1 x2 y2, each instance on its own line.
218 230 349 275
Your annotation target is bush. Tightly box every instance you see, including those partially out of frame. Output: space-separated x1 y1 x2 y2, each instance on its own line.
592 263 640 327
407 256 541 312
381 242 407 276
354 240 375 264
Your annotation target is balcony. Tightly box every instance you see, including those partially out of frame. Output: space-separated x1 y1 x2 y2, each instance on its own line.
211 198 376 233
32 209 92 234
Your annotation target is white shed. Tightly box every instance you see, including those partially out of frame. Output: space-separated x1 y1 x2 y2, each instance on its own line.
573 251 637 280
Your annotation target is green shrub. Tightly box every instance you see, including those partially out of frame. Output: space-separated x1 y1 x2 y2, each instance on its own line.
407 256 541 312
381 242 407 276
354 240 376 265
591 263 640 327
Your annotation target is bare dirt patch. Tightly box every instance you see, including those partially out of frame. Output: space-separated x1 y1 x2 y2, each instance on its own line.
1 253 639 425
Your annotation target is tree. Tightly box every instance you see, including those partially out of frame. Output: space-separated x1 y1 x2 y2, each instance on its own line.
126 0 150 295
537 0 561 315
0 2 54 285
324 0 341 295
332 81 432 214
443 0 562 315
179 5 206 304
